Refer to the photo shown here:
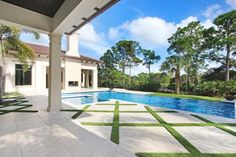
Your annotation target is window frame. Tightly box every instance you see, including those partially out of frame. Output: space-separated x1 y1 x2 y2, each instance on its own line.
15 64 32 86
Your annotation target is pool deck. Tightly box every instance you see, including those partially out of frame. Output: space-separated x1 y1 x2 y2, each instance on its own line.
1 90 236 157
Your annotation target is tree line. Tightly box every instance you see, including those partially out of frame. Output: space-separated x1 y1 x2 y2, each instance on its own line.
98 10 236 96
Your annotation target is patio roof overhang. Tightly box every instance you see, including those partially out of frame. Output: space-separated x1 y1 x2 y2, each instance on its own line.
0 0 119 112
0 0 119 34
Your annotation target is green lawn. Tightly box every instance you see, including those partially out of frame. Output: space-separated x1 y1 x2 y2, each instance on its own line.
151 93 223 101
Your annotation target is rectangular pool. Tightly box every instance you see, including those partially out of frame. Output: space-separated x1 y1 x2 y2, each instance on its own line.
62 91 235 119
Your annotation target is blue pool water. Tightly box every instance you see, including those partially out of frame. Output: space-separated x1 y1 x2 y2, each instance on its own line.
62 91 235 119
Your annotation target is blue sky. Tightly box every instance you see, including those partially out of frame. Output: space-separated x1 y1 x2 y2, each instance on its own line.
20 0 236 75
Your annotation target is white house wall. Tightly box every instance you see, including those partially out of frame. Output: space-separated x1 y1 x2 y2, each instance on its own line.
64 59 81 91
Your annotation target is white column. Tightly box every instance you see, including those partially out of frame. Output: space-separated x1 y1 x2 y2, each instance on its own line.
86 70 90 88
47 33 62 112
93 69 98 89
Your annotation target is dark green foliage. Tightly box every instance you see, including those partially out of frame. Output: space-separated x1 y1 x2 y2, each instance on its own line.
202 66 236 81
194 80 236 96
98 10 236 97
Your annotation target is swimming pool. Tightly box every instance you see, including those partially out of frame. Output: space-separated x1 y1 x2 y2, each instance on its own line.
62 91 235 119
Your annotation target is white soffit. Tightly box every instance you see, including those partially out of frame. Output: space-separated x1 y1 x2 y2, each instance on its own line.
0 0 119 34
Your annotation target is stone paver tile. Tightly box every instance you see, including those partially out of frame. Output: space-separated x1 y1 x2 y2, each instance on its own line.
120 113 158 123
225 126 236 132
119 105 146 111
0 106 23 110
149 106 166 111
158 113 205 123
83 126 112 140
47 148 75 157
201 115 236 124
175 126 236 153
16 126 80 157
89 105 114 111
120 127 187 153
77 112 114 123
0 144 21 157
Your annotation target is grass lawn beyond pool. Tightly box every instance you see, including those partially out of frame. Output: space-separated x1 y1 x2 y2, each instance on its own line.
151 93 223 101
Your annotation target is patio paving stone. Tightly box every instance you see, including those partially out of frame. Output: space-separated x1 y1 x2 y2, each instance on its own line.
0 105 25 110
119 105 146 111
225 126 236 132
77 112 114 123
158 113 205 123
120 127 188 153
119 113 158 123
89 105 114 111
82 126 112 140
174 126 236 153
200 115 236 123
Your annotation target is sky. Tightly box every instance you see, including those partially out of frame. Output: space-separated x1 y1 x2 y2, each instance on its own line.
20 0 236 75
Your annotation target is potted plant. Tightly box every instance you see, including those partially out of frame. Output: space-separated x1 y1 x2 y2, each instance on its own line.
224 92 236 101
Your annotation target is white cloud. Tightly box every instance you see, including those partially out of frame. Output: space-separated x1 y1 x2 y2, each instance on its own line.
108 16 199 49
176 16 198 28
202 4 223 18
226 0 236 9
202 19 215 28
108 27 122 41
122 17 176 48
77 23 109 55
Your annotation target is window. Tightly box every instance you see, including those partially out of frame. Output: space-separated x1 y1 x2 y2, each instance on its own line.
68 81 78 87
15 64 32 85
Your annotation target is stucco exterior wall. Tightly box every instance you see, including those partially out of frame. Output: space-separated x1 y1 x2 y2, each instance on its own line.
3 56 98 93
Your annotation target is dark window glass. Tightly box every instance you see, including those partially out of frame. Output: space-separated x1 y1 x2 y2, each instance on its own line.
68 81 78 86
15 64 32 85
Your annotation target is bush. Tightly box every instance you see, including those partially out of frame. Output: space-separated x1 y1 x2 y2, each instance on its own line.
127 82 161 92
194 80 236 96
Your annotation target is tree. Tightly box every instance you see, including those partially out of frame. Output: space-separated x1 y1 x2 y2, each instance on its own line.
203 10 236 81
160 55 183 94
0 24 39 102
167 21 205 89
99 49 118 88
112 40 142 87
142 49 160 76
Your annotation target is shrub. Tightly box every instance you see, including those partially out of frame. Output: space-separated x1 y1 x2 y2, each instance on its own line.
194 80 236 96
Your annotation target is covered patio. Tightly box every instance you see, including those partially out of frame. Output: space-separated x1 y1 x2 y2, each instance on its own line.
0 0 118 112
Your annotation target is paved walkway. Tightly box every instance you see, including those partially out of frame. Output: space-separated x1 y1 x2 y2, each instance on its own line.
69 100 236 156
0 96 135 157
1 95 236 157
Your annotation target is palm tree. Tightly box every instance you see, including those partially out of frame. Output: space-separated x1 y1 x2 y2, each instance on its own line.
160 55 183 94
142 49 160 76
0 24 39 102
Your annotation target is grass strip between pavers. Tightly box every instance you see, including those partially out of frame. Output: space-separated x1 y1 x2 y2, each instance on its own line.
60 109 81 112
216 126 236 136
0 109 38 113
145 106 167 124
71 105 90 119
169 123 217 127
85 110 177 113
111 101 119 144
190 115 214 123
0 106 32 115
81 122 113 126
191 114 236 137
145 106 201 154
119 123 162 127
